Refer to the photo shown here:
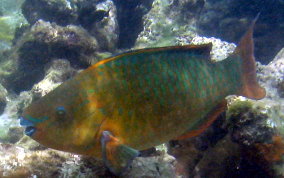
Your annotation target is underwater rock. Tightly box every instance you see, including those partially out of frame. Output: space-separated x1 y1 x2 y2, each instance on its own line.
60 156 112 177
29 20 99 66
258 47 284 99
0 143 73 177
22 0 279 57
0 91 32 143
252 48 284 176
21 0 120 51
123 154 177 178
197 0 245 41
134 0 239 62
168 138 203 177
135 0 200 49
0 15 26 49
227 99 274 146
113 0 153 48
0 142 178 177
78 0 119 51
197 0 284 64
4 127 24 144
13 24 31 45
0 0 27 50
0 0 25 14
0 84 8 114
5 20 98 93
167 112 228 177
0 49 18 88
192 136 240 178
22 0 78 26
15 121 46 151
136 0 284 64
278 80 284 98
31 59 77 99
226 97 284 177
16 135 44 151
17 0 284 63
92 0 118 51
190 35 236 61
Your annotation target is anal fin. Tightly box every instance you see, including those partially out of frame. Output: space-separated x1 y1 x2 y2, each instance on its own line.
101 131 140 175
176 100 227 140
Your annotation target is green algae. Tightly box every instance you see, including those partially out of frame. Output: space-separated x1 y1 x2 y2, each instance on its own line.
135 0 197 49
0 16 15 43
96 52 112 61
0 0 27 49
227 98 284 137
227 99 254 119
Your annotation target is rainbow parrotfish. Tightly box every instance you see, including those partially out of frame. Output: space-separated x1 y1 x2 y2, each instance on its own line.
20 17 265 174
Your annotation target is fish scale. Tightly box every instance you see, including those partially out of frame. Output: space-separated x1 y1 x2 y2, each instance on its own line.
90 50 242 148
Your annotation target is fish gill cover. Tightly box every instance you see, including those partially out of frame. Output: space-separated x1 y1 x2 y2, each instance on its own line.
0 0 283 177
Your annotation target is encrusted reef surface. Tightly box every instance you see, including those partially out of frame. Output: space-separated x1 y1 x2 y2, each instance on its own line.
0 0 283 177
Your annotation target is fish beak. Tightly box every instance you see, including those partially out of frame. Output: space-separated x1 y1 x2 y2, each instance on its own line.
19 116 37 137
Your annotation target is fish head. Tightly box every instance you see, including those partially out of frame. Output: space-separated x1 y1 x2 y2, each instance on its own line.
19 92 77 149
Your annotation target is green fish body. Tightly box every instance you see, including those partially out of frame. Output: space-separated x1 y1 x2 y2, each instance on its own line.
20 19 265 174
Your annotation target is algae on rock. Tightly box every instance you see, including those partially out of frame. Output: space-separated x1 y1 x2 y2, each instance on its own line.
0 84 7 114
79 0 119 51
226 97 284 177
1 19 100 93
0 91 32 143
135 0 200 49
31 59 78 99
0 0 27 50
21 0 78 26
0 16 15 43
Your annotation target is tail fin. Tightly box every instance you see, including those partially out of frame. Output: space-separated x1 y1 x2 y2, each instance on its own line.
234 14 266 99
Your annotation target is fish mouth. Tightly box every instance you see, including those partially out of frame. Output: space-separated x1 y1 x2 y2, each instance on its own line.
25 126 36 137
19 116 37 137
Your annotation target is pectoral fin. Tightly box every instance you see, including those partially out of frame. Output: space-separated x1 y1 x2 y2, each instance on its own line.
101 131 140 175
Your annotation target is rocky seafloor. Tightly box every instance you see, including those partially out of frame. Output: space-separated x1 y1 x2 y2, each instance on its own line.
0 0 283 177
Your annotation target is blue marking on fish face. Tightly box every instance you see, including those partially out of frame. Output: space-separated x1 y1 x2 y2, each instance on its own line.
56 106 66 112
19 114 49 137
19 116 37 137
25 126 37 137
56 106 66 116
56 106 69 123
25 115 49 123
19 116 34 127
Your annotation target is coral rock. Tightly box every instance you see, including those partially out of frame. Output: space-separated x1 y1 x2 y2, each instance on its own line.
135 0 199 49
22 0 78 26
5 20 99 93
123 154 177 178
79 0 119 51
31 59 77 98
0 84 7 114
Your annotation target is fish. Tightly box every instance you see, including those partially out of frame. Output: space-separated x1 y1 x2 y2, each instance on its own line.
19 17 265 174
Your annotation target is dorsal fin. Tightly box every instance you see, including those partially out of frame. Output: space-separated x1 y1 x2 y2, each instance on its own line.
90 43 213 69
234 14 266 99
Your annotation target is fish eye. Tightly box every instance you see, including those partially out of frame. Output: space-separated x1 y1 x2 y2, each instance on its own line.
56 106 66 116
